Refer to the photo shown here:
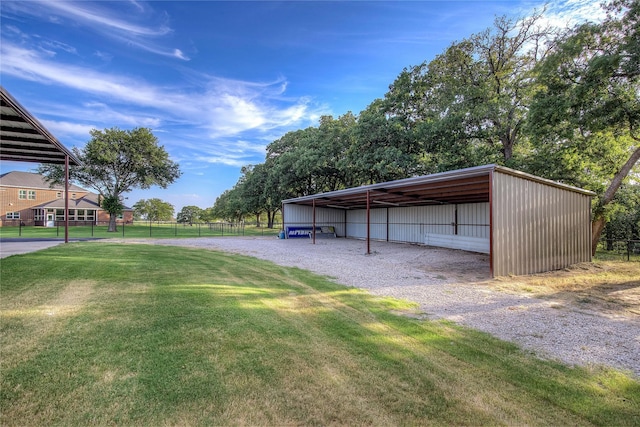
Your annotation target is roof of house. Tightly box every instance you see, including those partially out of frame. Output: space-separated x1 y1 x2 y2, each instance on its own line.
0 171 88 192
35 193 101 209
0 171 133 210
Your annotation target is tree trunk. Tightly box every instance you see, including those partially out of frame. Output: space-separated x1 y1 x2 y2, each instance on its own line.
267 210 275 229
591 214 606 256
108 213 118 232
591 146 640 255
255 213 261 228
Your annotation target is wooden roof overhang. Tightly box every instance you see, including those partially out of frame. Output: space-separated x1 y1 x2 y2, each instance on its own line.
0 86 81 166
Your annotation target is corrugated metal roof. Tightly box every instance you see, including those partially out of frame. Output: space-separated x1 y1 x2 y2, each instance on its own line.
0 171 87 192
283 164 595 209
0 86 81 165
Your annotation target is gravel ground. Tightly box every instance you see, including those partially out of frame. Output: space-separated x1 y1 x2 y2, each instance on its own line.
111 236 640 378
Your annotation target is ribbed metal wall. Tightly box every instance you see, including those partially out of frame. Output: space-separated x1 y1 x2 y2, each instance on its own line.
389 205 455 242
492 171 592 276
283 204 346 236
458 203 489 238
285 202 491 246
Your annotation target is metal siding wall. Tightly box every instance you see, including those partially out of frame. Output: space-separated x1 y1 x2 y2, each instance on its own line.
346 209 366 238
388 205 455 243
492 172 592 276
283 204 347 236
458 203 489 238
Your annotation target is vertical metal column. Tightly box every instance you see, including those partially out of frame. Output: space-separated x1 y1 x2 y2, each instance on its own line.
488 170 494 277
386 207 389 242
312 199 316 244
64 155 69 244
366 190 371 255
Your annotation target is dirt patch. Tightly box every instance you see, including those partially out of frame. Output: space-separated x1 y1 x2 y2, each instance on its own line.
491 262 640 319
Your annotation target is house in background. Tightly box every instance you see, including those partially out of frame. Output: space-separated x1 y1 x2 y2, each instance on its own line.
0 171 133 227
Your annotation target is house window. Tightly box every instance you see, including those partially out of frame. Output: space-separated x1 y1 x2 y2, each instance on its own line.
77 209 85 220
57 192 62 198
56 209 65 221
6 212 20 219
86 210 95 220
28 190 36 200
18 190 27 199
71 193 76 200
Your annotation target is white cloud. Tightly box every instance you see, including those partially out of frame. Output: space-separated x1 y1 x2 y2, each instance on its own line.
540 0 608 30
2 0 188 61
2 42 322 139
40 120 94 138
41 1 172 37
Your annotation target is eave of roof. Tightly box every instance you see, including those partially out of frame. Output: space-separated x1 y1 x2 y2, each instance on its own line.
0 86 81 166
283 164 595 209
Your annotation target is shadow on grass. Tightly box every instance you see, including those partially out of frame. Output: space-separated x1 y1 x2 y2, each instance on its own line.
1 243 638 426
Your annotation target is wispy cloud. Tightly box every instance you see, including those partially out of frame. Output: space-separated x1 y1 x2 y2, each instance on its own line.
1 0 188 60
0 39 327 165
538 0 608 29
39 120 94 139
44 1 172 37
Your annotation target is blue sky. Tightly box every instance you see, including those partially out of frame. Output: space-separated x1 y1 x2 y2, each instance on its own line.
0 0 604 214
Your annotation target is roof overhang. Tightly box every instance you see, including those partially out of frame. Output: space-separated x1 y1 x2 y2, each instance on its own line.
0 86 81 166
283 164 595 209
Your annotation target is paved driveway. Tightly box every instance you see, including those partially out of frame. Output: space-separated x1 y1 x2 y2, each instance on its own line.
1 238 73 258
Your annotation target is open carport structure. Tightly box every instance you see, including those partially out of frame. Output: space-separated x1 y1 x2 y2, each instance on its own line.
282 164 595 277
1 86 81 243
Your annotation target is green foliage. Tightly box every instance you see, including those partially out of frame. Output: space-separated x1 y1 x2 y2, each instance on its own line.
133 198 175 221
176 205 203 224
38 127 181 232
100 195 124 217
211 188 245 222
207 2 638 244
528 0 640 248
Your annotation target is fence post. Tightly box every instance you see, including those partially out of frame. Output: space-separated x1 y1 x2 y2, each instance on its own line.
149 220 152 237
175 222 177 237
122 221 125 237
19 222 22 237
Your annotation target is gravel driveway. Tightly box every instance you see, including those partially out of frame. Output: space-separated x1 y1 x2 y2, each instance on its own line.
111 236 640 378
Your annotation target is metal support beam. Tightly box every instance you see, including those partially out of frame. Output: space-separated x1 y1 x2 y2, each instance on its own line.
366 190 371 255
64 155 69 244
312 198 316 245
488 170 494 278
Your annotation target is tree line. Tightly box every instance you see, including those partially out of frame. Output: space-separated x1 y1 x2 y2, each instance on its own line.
212 0 640 252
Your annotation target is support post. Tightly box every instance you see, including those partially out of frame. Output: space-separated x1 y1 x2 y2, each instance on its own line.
366 190 371 255
312 199 316 244
489 170 494 277
64 155 69 243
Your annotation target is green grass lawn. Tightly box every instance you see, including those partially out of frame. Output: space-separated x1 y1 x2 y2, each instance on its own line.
0 223 279 239
1 243 638 426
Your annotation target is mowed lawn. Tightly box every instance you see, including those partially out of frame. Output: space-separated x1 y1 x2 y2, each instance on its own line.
1 244 638 426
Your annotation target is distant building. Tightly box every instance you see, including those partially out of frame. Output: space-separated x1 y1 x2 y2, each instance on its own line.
0 171 133 226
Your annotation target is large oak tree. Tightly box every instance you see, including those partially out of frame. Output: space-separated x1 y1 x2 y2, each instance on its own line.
39 127 181 232
529 0 640 254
